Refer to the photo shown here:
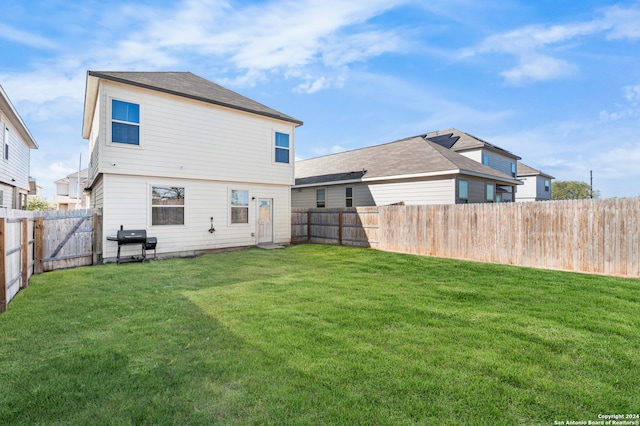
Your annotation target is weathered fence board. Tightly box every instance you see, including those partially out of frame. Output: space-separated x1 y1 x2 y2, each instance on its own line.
38 209 94 272
293 198 640 278
1 208 96 312
0 210 35 312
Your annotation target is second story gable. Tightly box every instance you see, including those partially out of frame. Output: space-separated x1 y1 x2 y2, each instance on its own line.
424 128 520 179
0 84 38 209
82 71 303 189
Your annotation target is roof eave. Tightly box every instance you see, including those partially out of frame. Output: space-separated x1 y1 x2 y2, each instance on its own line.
0 85 38 149
87 71 303 127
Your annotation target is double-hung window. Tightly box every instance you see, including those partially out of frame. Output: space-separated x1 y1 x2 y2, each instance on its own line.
316 189 326 208
511 162 516 177
459 180 469 203
544 180 550 192
231 190 249 224
112 99 140 145
345 187 353 207
152 186 184 225
486 183 495 202
482 153 489 166
275 132 290 163
3 127 9 160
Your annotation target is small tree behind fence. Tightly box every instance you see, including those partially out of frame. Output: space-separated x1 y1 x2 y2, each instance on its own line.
293 197 640 278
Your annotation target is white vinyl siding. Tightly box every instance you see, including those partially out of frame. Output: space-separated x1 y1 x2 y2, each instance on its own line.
0 183 13 208
100 174 291 261
293 178 455 207
0 119 33 195
94 82 295 187
516 175 552 202
459 149 518 177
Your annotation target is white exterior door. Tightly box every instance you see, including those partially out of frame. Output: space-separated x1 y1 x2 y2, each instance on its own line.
258 199 273 243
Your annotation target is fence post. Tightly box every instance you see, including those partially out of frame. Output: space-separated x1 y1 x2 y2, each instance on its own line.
307 211 311 242
21 218 28 289
338 211 343 245
34 217 44 274
0 218 6 313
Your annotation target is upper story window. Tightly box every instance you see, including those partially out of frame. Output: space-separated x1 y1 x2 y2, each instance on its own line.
275 132 290 163
486 183 495 202
231 190 249 224
511 162 516 177
482 153 489 166
112 99 140 145
3 127 9 161
544 180 550 192
459 179 469 203
151 186 184 226
316 189 326 208
345 187 353 207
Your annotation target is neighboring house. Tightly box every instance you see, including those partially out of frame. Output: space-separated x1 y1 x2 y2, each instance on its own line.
293 134 522 208
53 168 89 209
28 177 42 200
423 128 521 202
82 71 302 262
0 84 38 209
516 162 555 202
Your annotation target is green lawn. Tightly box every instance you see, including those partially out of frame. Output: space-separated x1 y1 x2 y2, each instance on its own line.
1 244 638 425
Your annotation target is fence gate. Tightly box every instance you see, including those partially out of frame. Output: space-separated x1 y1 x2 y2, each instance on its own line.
36 210 95 272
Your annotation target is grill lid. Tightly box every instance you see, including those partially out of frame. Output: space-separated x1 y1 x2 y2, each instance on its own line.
117 229 147 244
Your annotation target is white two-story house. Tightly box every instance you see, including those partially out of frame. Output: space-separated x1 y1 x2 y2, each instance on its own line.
53 168 89 209
0 84 38 209
516 162 554 202
82 71 302 262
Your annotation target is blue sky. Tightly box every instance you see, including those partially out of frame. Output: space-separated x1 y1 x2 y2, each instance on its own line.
1 0 639 199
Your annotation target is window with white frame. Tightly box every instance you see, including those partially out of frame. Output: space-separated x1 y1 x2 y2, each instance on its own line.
459 179 469 203
544 180 550 192
112 99 140 145
4 127 9 161
275 132 290 163
486 183 495 202
316 188 326 208
231 190 249 224
345 187 353 207
511 162 516 177
151 186 184 225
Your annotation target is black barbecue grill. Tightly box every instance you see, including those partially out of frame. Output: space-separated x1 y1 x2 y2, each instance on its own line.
107 226 157 264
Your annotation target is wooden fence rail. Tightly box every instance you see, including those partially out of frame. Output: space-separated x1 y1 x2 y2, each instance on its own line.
293 197 640 278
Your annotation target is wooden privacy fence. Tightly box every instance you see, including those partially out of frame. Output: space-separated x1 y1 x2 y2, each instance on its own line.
0 209 34 313
292 197 640 278
1 208 100 312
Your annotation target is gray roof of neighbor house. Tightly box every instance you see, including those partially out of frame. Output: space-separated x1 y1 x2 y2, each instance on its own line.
423 128 520 160
82 71 302 138
0 84 38 149
295 136 522 187
517 162 555 179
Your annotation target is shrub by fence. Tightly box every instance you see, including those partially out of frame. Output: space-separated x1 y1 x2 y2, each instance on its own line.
292 197 640 278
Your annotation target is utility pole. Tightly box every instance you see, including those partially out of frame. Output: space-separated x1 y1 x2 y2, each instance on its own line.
590 170 593 199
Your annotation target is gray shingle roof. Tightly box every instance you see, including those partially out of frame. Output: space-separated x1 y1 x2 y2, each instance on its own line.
87 71 303 126
517 161 555 179
295 136 520 186
424 128 520 159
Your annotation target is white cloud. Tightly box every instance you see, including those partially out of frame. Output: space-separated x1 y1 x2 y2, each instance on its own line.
500 54 575 84
0 23 58 49
461 4 640 84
